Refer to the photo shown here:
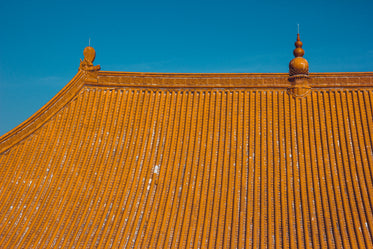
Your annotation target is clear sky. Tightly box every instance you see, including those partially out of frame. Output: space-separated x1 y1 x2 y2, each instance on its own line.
0 0 372 136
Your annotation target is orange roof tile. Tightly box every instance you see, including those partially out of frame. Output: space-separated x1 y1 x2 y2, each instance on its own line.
1 48 373 247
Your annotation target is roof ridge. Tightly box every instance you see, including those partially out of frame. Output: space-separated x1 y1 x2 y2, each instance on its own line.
0 71 86 153
1 70 373 154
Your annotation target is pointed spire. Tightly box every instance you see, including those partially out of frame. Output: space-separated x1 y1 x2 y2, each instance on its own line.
288 32 311 97
293 33 305 57
289 33 309 77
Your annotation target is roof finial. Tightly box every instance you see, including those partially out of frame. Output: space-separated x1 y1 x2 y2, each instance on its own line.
288 32 310 97
289 32 308 76
293 33 305 58
89 38 91 47
79 46 101 71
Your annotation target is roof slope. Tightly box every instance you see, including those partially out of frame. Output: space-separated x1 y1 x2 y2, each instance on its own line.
1 71 373 248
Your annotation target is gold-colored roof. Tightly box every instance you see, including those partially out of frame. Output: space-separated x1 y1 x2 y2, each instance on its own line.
1 65 373 247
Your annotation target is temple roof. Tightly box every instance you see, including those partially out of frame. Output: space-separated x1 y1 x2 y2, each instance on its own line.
1 43 373 247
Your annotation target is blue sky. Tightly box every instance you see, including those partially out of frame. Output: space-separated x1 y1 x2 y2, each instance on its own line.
0 0 372 136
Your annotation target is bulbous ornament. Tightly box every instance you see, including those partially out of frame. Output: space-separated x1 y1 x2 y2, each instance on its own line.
288 33 311 98
80 46 101 71
289 57 309 76
83 46 96 64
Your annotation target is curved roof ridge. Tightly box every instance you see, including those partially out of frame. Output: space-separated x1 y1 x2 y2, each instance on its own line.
1 70 372 153
0 71 86 153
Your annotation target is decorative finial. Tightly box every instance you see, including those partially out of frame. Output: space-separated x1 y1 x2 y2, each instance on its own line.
79 46 101 71
289 33 309 77
288 32 310 97
89 37 91 47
